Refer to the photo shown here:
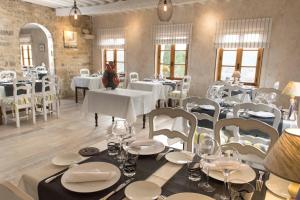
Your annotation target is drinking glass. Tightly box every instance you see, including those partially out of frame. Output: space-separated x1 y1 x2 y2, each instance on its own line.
187 161 201 181
197 137 220 192
123 153 139 177
213 147 241 200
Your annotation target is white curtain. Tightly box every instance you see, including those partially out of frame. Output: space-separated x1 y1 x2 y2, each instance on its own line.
153 23 193 45
97 28 125 49
214 18 272 48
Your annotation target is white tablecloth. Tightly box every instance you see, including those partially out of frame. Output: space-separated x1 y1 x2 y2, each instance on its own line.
82 88 155 125
128 81 166 101
70 76 103 91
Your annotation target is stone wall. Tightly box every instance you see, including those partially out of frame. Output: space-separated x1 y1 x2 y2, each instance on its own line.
0 0 92 97
93 0 300 106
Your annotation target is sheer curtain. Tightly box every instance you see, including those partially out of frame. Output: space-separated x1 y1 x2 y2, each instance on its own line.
214 18 272 48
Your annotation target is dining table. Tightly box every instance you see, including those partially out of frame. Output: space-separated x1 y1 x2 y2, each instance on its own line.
70 76 103 103
82 88 155 128
18 139 285 200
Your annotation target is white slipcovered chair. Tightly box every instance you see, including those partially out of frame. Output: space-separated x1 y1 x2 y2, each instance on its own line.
149 108 197 152
168 75 191 107
35 75 60 121
252 88 281 105
206 80 228 99
218 85 248 104
79 68 90 77
1 79 36 127
273 81 280 90
0 182 33 200
129 72 139 83
215 118 279 168
0 70 17 82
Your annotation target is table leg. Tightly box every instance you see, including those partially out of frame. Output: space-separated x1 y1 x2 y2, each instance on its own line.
143 114 146 129
83 88 86 97
95 113 98 127
157 100 161 108
75 87 78 103
112 116 115 122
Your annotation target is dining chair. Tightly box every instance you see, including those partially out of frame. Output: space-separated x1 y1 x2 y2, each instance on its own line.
35 75 60 121
252 88 281 105
206 81 228 99
80 68 90 77
215 118 279 167
0 181 33 200
129 72 139 82
168 75 191 107
219 84 248 104
273 81 280 90
1 78 36 127
0 70 17 82
149 108 197 152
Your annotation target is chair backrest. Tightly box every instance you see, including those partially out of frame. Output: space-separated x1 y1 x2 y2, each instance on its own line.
183 97 220 129
214 118 279 153
13 78 34 104
219 85 247 103
149 108 197 152
129 72 139 82
35 66 46 71
80 69 90 77
0 70 17 82
42 75 57 95
273 81 280 90
233 103 281 130
0 181 33 200
180 75 191 92
252 88 281 104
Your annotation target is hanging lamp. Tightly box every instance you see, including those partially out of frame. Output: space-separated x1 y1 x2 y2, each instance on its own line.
69 0 82 27
157 0 173 22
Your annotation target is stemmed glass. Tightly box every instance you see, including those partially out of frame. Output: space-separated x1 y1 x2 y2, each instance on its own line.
213 146 241 200
197 137 220 192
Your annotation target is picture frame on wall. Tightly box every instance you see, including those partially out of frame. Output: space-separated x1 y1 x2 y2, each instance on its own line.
63 31 78 48
39 43 45 52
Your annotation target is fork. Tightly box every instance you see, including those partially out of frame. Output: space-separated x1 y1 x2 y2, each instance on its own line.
256 170 265 191
156 148 174 161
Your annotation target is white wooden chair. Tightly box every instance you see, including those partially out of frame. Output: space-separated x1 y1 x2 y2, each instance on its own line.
1 79 36 128
273 81 280 90
0 70 17 82
35 75 60 121
168 75 191 107
206 81 228 99
80 68 90 77
252 88 281 105
149 108 197 152
0 181 33 200
215 118 279 167
219 85 248 104
129 72 139 83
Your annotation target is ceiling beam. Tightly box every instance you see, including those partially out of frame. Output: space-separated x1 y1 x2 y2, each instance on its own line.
56 0 207 16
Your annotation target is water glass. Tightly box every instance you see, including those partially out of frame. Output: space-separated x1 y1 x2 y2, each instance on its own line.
123 153 138 177
187 161 201 181
107 142 120 156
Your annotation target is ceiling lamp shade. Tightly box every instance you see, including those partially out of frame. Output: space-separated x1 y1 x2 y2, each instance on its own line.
69 0 82 28
157 0 173 22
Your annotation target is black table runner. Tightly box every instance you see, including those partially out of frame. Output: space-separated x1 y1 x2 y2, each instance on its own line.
162 164 268 200
38 150 168 200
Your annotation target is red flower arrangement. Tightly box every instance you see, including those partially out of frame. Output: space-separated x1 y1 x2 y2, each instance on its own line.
102 62 120 89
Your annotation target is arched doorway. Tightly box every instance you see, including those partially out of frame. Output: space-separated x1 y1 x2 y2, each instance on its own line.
19 23 55 77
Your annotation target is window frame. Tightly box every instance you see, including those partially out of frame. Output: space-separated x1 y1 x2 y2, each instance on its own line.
103 48 125 74
20 44 33 67
215 48 263 86
156 44 189 80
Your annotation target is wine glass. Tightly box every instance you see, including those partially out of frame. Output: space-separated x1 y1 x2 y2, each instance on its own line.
213 146 241 200
197 137 220 192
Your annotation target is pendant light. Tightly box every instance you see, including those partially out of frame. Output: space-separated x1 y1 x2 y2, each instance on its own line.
69 0 82 27
157 0 173 22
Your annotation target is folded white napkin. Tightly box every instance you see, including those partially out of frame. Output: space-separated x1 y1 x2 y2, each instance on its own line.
129 139 155 148
64 169 116 183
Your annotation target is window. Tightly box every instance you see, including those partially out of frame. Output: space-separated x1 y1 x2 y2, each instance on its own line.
103 49 125 74
156 44 188 79
20 44 33 67
216 48 263 86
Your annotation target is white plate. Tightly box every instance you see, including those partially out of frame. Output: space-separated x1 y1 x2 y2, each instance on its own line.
166 192 214 200
199 105 215 111
127 140 165 155
203 164 256 184
52 153 84 166
248 111 275 118
265 173 290 198
165 151 194 164
125 181 161 200
61 162 121 193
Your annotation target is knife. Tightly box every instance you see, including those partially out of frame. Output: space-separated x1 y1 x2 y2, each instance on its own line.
99 178 134 200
